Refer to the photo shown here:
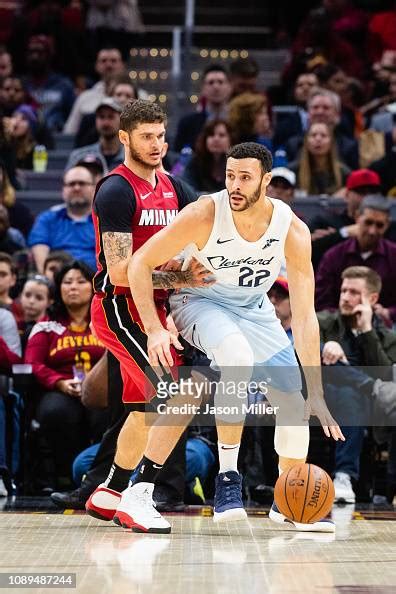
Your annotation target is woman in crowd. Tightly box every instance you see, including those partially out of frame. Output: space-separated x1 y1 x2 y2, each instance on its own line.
291 121 350 195
228 92 274 150
0 159 34 236
24 261 107 492
180 119 232 193
108 74 138 106
7 104 53 169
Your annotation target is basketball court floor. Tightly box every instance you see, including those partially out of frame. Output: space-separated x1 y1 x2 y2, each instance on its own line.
1 500 395 593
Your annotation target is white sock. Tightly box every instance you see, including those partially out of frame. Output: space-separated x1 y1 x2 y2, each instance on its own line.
218 442 240 473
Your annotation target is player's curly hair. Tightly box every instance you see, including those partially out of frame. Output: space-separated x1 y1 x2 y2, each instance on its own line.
120 99 167 132
226 142 273 173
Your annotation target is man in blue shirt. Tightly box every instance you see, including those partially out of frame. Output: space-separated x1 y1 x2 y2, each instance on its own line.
28 166 96 272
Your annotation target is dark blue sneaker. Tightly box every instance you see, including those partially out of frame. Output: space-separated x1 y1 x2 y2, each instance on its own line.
269 502 335 533
213 471 247 523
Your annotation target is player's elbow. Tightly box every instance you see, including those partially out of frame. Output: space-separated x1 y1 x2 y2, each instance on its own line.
129 251 153 277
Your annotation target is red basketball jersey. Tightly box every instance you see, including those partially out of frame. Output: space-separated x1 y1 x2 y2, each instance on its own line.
93 164 181 301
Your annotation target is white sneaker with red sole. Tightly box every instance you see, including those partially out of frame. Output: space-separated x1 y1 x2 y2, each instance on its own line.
85 484 122 521
113 482 171 534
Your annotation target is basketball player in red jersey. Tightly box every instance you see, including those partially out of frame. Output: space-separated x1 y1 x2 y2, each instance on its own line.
87 100 214 533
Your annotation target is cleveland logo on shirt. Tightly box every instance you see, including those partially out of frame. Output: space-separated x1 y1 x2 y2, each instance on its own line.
207 255 274 270
138 209 178 226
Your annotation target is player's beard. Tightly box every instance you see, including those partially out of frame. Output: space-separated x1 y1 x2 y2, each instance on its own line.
128 139 161 170
228 172 264 211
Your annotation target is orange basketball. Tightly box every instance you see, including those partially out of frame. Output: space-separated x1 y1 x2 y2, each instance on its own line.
274 463 335 524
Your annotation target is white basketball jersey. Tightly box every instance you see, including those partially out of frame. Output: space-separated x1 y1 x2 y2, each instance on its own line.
182 189 293 306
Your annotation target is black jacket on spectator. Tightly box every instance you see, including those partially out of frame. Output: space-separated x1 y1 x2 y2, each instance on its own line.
0 232 24 255
370 148 396 196
181 157 226 194
75 113 98 148
275 111 355 149
8 202 34 238
274 111 306 148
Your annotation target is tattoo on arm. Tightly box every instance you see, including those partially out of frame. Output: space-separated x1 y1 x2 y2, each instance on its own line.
102 232 132 266
152 269 193 289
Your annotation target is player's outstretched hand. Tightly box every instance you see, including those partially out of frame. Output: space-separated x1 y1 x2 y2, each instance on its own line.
182 257 216 288
147 328 183 371
304 399 345 441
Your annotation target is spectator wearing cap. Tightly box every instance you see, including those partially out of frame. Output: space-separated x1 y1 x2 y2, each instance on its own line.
76 155 104 184
28 166 96 272
268 277 292 342
22 35 75 131
309 169 396 269
267 167 296 206
63 47 125 136
65 98 123 174
315 195 396 325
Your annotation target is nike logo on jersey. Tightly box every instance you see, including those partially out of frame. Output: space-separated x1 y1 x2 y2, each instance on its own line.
141 192 151 200
262 238 279 249
153 464 163 469
217 238 234 244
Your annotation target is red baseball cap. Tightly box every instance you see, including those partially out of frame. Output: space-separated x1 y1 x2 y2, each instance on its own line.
346 169 381 191
273 276 289 293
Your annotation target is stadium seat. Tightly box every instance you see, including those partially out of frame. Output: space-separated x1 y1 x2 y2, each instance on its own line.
47 150 70 170
19 171 63 192
16 191 62 216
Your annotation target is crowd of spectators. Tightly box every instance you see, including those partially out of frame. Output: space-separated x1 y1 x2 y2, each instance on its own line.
2 0 396 510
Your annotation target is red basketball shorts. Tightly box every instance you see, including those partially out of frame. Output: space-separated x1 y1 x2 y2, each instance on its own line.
91 294 179 404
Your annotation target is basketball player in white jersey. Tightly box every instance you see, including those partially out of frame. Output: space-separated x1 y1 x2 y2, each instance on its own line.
125 142 344 532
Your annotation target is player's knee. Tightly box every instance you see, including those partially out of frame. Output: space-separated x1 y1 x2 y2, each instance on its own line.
274 425 310 460
269 389 306 425
212 333 254 368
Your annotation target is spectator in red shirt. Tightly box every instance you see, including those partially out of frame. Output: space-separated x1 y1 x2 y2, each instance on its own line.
283 7 365 86
24 261 107 492
368 4 396 63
